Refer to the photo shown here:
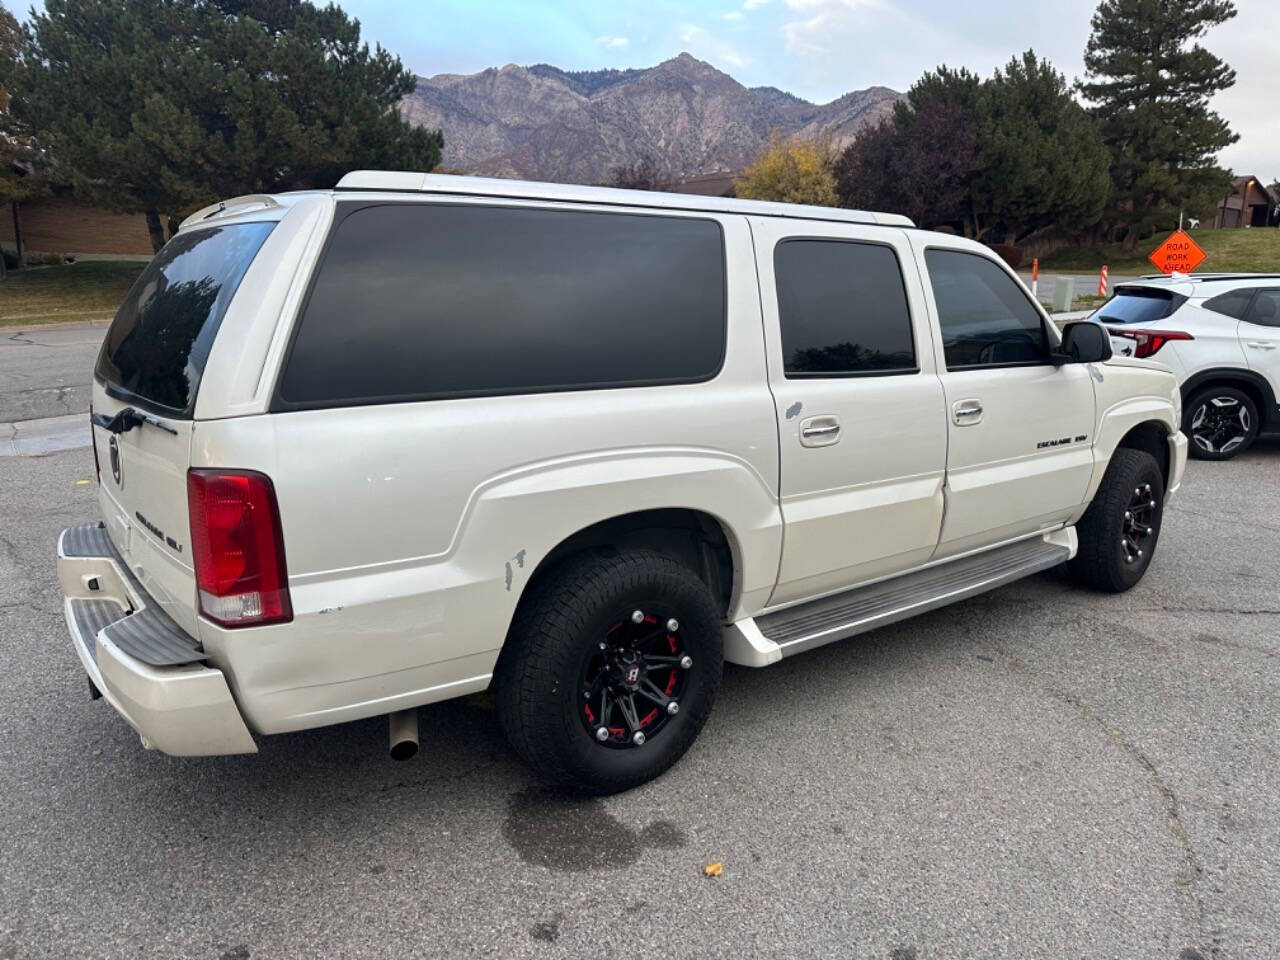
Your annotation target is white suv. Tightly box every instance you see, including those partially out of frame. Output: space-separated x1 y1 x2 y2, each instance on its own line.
57 172 1187 793
1091 274 1280 459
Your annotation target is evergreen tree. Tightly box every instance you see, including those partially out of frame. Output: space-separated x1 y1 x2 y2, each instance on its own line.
979 52 1110 243
20 0 443 252
1078 0 1237 246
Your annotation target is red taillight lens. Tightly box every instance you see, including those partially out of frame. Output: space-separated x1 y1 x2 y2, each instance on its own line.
89 406 101 482
187 469 292 628
1105 327 1193 359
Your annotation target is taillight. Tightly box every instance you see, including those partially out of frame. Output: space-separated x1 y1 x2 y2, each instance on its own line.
1105 327 1193 359
89 405 100 482
187 469 292 628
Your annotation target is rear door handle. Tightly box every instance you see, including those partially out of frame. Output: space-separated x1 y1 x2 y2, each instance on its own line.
799 415 841 447
1245 340 1276 350
952 399 984 425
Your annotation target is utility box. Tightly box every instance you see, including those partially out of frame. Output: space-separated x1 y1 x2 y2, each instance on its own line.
1052 277 1074 313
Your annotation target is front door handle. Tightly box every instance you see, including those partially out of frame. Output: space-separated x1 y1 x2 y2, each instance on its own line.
1245 340 1277 350
799 415 841 447
952 399 984 425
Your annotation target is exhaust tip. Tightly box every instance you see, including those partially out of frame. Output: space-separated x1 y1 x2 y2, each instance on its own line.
388 708 419 761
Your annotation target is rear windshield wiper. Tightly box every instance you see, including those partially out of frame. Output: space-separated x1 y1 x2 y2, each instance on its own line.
91 407 179 436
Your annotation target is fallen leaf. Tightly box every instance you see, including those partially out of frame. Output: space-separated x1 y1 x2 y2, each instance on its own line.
90 748 102 757
703 861 723 878
75 479 91 486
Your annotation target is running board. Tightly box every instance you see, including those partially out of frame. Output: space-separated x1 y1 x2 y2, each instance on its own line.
757 534 1073 658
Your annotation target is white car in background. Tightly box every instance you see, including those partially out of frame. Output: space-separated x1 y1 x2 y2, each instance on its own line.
1090 274 1280 459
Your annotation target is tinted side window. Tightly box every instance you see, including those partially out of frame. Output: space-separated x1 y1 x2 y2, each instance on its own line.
925 249 1048 369
1243 289 1280 328
95 221 276 414
1093 287 1184 325
1203 288 1255 319
774 239 916 376
277 204 725 407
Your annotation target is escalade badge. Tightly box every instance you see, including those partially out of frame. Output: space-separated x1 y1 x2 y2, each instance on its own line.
108 435 122 487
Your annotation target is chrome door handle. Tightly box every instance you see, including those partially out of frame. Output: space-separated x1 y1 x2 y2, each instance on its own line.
1245 340 1276 350
952 399 984 425
799 415 841 447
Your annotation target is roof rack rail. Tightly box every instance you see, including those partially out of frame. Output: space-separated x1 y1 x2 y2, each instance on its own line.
334 170 916 229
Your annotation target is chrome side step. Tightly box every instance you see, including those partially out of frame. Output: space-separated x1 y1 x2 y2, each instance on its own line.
757 535 1072 657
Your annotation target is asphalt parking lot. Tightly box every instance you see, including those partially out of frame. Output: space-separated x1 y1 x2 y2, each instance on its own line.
1 348 1278 959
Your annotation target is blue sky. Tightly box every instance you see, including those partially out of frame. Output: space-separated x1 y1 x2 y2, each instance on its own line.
339 0 1277 177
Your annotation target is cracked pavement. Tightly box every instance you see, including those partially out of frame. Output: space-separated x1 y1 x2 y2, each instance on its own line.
0 322 106 423
1 431 1278 958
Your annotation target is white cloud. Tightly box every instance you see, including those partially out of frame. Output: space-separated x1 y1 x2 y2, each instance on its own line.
744 0 770 8
595 35 629 49
678 23 704 44
722 10 744 21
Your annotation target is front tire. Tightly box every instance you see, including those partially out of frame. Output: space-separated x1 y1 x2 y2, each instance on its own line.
1068 448 1165 593
1184 386 1258 460
496 550 723 795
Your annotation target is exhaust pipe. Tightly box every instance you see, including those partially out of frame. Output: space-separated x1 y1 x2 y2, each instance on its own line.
388 709 419 761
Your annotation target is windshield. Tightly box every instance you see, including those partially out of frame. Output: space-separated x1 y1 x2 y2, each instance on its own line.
1090 287 1185 325
95 221 276 415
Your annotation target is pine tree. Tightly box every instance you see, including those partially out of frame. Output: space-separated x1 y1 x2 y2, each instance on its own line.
1078 0 1237 246
20 0 443 252
979 52 1110 243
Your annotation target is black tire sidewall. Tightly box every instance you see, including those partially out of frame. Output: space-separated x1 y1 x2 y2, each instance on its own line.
1100 451 1165 590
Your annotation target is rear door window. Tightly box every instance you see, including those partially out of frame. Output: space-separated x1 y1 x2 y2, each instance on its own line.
1243 289 1280 327
1093 287 1186 325
774 239 916 376
925 249 1048 368
276 203 726 408
95 221 276 415
1203 288 1256 319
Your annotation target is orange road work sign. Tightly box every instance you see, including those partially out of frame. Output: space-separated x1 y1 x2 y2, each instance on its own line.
1148 230 1207 275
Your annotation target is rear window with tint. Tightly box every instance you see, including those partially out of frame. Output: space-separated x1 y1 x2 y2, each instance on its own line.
774 239 916 376
1092 287 1185 325
95 222 275 415
276 203 726 408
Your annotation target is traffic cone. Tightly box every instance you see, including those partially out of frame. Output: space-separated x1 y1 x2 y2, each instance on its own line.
1097 264 1109 298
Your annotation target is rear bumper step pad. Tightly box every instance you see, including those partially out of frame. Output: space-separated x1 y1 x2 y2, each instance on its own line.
60 522 206 667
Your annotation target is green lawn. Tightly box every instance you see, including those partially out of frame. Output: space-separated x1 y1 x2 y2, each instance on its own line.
0 261 145 327
1040 228 1280 275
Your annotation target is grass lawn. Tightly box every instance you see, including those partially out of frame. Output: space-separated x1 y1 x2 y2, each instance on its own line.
1040 227 1280 275
0 260 145 327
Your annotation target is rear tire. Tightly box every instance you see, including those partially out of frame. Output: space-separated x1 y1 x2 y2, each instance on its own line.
1068 448 1165 593
496 549 723 795
1184 385 1258 460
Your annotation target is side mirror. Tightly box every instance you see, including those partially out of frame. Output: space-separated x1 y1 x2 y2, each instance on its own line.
1054 322 1113 365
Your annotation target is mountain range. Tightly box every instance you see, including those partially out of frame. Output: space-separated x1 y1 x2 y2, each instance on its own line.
398 53 902 185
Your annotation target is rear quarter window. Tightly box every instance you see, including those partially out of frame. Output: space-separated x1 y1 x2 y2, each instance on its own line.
275 203 727 408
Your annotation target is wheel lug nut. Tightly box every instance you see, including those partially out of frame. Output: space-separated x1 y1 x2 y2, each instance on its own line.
596 726 610 742
1124 511 1131 520
680 654 693 670
631 609 644 624
599 642 608 650
632 731 646 745
666 701 679 715
666 617 679 632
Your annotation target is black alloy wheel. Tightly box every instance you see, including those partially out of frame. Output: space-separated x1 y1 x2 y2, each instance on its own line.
1185 387 1258 460
578 605 693 749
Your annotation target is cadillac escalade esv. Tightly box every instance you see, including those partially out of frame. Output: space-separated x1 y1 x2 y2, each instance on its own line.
57 172 1187 793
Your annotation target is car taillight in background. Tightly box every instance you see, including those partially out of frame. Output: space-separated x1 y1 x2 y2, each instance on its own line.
187 469 292 627
1105 327 1193 359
